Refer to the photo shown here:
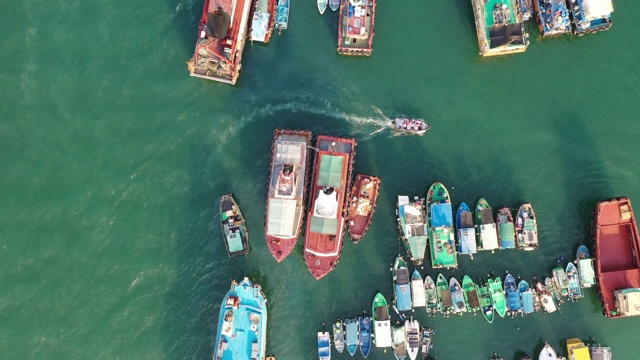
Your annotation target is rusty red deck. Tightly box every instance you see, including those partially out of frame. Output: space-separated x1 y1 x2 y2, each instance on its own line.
594 197 640 318
347 174 380 243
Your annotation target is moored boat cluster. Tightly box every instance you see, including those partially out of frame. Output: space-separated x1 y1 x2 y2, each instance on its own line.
490 337 612 360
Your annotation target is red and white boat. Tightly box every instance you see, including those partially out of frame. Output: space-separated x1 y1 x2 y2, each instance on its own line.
304 135 357 280
594 197 640 318
187 0 252 84
390 118 431 136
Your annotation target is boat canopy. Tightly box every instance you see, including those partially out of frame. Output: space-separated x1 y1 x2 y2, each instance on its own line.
318 154 344 188
613 289 640 317
582 0 614 21
578 258 596 287
488 24 525 49
521 291 534 314
480 223 499 250
227 231 245 253
276 141 305 165
458 228 477 255
374 306 392 347
395 284 412 311
507 290 521 311
318 333 330 359
411 272 426 307
266 198 298 237
431 203 453 227
499 222 515 249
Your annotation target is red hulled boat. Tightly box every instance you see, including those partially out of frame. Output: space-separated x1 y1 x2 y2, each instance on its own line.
265 130 312 262
594 197 640 318
347 174 380 243
187 0 252 84
303 135 357 280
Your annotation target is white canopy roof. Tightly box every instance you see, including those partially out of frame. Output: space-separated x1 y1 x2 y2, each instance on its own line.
266 198 298 237
480 224 499 250
582 0 614 21
374 320 392 347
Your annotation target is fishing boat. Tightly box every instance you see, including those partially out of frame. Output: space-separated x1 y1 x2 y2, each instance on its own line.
539 342 558 360
489 276 507 318
462 275 481 313
518 279 535 314
187 0 253 84
303 136 357 280
531 287 542 312
411 270 426 308
534 0 571 36
575 245 596 288
250 0 276 43
515 203 538 250
265 129 311 262
424 275 439 315
393 256 413 312
318 0 328 14
347 174 380 243
358 315 372 358
337 0 377 55
420 328 432 359
535 281 557 313
436 273 453 317
470 0 528 57
427 182 458 269
333 320 345 353
566 338 590 360
497 207 516 249
457 202 477 257
274 0 289 34
519 0 534 21
318 331 331 360
404 319 421 360
504 273 522 316
397 196 428 265
372 293 392 348
489 353 504 360
392 323 407 360
329 0 340 12
476 198 500 251
214 278 267 360
568 0 614 35
450 277 467 315
390 118 431 135
476 278 494 323
345 318 359 356
589 340 612 360
594 197 640 318
552 267 569 297
566 262 583 300
545 277 564 305
220 194 250 256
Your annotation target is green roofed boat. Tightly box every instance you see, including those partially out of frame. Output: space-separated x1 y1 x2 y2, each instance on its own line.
476 198 499 252
476 278 494 323
462 275 481 314
471 0 528 57
497 207 516 249
489 276 507 318
372 293 393 348
427 182 458 269
397 195 428 265
220 194 250 256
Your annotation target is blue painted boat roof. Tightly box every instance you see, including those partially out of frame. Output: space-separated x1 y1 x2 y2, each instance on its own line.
521 291 534 313
458 228 477 255
395 284 413 311
214 278 267 360
345 319 359 346
431 203 453 227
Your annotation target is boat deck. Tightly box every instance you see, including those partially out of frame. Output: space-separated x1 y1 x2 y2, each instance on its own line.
337 0 376 55
470 0 528 57
347 175 379 241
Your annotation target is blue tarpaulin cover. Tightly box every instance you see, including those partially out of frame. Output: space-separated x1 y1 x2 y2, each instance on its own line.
431 203 453 227
395 284 412 311
522 292 534 314
508 290 522 311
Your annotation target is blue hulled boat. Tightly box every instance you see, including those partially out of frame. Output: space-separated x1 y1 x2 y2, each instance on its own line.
393 256 413 312
359 315 372 358
318 331 331 360
456 202 477 257
568 0 613 35
345 318 359 356
504 273 522 316
535 0 571 36
518 279 534 314
214 278 267 360
450 277 467 315
274 0 289 34
566 262 583 300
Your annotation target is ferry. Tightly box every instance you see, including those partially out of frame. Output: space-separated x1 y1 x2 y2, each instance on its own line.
427 182 458 269
303 136 356 280
250 0 276 43
397 196 428 265
534 0 571 36
347 174 380 242
337 0 377 56
470 0 529 57
593 197 640 318
265 130 312 263
214 278 267 360
187 0 253 84
568 0 613 35
220 194 250 256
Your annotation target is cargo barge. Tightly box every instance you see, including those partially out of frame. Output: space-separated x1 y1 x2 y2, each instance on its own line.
534 0 571 36
471 0 529 57
304 136 357 280
265 130 312 263
593 197 640 318
337 0 376 56
567 0 614 35
187 0 253 84
250 0 277 43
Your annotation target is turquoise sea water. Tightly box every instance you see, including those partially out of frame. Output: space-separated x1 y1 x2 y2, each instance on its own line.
2 0 640 359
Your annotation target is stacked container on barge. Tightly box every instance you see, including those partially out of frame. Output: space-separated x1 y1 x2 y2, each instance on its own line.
471 0 529 57
534 0 571 36
250 0 277 43
187 0 252 84
593 197 640 318
567 0 614 35
303 136 357 280
265 130 312 263
337 0 376 56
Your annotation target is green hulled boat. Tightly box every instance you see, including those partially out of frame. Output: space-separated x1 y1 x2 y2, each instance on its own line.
489 276 507 318
462 275 481 314
372 293 392 348
424 275 439 315
436 273 453 317
397 195 428 265
476 278 494 324
476 198 499 251
427 183 458 269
